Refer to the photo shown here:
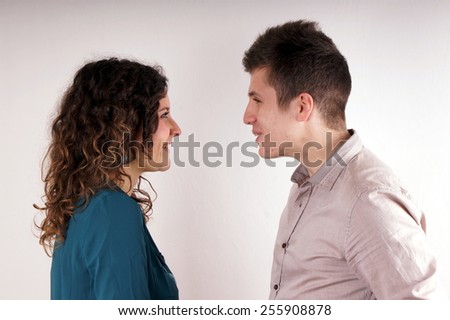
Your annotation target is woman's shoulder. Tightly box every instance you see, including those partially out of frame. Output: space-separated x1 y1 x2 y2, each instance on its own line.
95 187 138 205
74 188 143 225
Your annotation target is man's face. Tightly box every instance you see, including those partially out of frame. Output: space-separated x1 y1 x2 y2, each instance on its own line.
243 68 300 159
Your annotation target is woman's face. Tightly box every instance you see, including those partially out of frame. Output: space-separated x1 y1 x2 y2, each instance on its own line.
144 95 181 171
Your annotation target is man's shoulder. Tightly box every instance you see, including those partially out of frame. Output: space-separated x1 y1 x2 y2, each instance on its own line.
343 146 403 194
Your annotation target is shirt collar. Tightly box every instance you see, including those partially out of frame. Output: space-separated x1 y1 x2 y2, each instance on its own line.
290 129 363 190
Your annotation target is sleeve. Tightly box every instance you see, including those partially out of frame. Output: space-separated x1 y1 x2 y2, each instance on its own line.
82 193 151 299
345 188 445 299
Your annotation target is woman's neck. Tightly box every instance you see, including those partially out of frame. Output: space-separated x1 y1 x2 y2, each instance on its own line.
117 161 142 195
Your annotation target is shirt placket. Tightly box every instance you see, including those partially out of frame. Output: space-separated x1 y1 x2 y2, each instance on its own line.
273 182 313 298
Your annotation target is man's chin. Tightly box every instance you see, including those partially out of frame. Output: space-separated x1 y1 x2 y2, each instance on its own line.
258 148 278 159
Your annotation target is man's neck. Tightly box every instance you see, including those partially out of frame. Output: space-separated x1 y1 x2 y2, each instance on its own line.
303 129 350 177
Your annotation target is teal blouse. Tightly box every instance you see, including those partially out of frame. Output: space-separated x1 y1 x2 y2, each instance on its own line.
51 187 179 300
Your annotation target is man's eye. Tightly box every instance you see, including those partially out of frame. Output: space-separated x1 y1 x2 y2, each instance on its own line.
253 98 262 104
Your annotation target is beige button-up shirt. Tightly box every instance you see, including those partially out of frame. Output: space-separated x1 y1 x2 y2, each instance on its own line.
270 130 443 299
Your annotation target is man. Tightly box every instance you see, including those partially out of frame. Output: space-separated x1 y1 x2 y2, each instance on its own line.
242 20 443 299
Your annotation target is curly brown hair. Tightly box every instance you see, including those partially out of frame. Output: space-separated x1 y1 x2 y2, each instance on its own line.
35 58 168 255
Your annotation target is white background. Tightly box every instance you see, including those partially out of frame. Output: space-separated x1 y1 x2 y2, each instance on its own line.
1 0 449 299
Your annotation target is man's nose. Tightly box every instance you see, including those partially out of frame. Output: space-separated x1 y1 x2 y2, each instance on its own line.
243 104 256 125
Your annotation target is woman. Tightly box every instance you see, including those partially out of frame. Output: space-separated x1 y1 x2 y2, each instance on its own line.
36 58 181 299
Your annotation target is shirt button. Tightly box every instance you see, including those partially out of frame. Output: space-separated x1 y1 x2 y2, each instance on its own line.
282 243 287 249
274 284 279 290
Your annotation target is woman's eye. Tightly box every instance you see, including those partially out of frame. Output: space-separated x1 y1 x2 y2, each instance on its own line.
161 112 170 118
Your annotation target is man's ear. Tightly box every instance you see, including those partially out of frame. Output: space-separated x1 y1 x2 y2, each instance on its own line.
295 93 314 122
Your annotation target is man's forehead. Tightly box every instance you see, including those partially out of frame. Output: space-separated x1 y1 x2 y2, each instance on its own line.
249 67 272 89
248 68 275 95
250 67 270 80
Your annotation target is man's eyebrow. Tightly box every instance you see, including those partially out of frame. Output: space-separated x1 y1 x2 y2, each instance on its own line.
248 91 261 98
